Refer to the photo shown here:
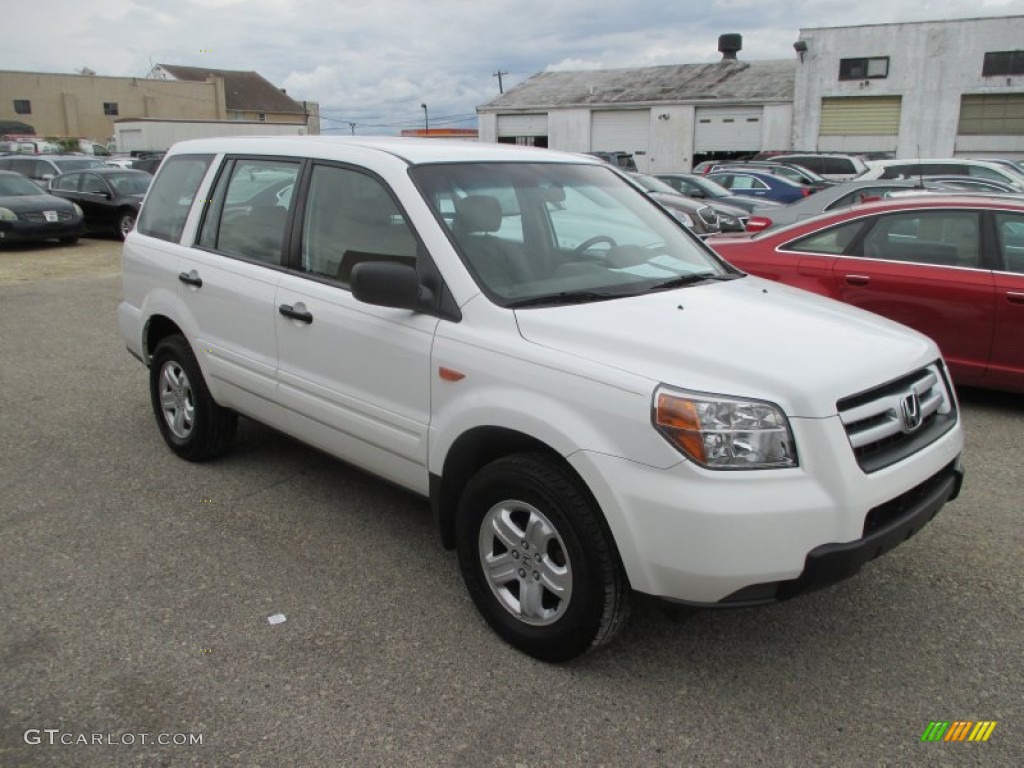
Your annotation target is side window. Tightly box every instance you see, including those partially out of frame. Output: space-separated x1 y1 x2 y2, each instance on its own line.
299 164 417 284
730 175 767 190
786 219 866 255
197 158 300 265
137 154 213 243
859 211 980 267
53 173 80 191
880 164 916 179
81 173 107 194
994 213 1024 274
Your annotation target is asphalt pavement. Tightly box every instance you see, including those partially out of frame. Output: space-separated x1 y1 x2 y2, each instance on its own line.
1 241 1021 767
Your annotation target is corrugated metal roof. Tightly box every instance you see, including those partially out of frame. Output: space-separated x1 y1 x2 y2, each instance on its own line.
479 60 795 112
156 65 306 115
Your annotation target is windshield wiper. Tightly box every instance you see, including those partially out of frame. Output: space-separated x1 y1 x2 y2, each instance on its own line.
507 290 623 309
645 272 743 292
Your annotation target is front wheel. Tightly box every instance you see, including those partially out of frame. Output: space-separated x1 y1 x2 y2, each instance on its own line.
456 453 630 662
117 209 136 240
149 335 237 461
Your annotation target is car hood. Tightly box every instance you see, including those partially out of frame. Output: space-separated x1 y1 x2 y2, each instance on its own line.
514 275 938 417
0 193 78 214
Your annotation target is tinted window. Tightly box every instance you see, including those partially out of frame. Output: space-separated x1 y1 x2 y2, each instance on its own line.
52 173 80 191
994 212 1024 274
787 219 866 255
197 158 300 265
860 211 980 267
822 157 856 175
81 173 108 194
299 164 417 284
136 154 213 243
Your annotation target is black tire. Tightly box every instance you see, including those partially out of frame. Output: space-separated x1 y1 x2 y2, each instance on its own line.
117 209 136 241
455 452 630 662
149 335 237 461
59 236 79 245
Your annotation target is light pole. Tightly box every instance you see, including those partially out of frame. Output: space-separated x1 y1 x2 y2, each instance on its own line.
420 103 429 135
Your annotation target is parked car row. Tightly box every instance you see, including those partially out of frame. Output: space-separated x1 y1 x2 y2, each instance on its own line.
0 155 152 245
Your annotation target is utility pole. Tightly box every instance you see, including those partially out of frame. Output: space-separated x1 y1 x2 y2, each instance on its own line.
493 70 508 94
420 103 429 134
348 122 356 135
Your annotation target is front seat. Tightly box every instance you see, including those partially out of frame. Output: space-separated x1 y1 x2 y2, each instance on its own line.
451 195 532 290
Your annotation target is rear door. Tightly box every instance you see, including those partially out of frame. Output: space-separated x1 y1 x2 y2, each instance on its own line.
828 209 995 384
175 155 301 425
989 211 1024 389
77 172 117 231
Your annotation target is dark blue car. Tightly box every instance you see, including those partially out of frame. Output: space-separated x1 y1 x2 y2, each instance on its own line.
706 170 810 204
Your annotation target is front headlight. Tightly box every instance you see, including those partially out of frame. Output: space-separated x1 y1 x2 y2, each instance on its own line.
718 213 739 227
653 386 798 470
0 207 17 221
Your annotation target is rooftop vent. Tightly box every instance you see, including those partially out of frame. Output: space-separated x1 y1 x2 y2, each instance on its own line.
719 33 742 61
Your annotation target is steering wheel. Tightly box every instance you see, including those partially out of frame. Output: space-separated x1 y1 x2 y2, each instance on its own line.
572 235 617 256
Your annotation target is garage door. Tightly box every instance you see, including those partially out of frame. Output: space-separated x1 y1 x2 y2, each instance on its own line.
497 114 548 137
591 110 650 169
694 107 763 152
820 97 901 135
958 94 1024 135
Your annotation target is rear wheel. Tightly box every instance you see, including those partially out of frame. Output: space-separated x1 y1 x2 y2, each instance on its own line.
455 453 629 661
149 335 237 461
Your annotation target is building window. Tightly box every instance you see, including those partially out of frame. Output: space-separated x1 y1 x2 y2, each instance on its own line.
839 57 889 80
982 51 1024 77
257 113 267 122
103 102 119 116
13 99 31 114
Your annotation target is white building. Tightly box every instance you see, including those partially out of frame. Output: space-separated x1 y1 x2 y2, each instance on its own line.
791 16 1024 159
477 36 793 173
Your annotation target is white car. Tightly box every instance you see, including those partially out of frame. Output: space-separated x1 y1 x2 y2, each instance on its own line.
859 157 1024 191
119 137 964 661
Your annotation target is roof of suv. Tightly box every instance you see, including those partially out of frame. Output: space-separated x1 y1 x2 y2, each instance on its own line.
168 136 598 166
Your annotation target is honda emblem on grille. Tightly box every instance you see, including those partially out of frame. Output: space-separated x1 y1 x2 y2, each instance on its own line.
900 391 923 432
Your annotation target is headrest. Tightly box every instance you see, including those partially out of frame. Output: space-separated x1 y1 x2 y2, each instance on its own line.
454 195 502 234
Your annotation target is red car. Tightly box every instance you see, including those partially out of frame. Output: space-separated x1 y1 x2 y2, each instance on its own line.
709 196 1024 393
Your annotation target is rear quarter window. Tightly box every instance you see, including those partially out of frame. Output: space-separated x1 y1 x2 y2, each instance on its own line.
136 155 213 243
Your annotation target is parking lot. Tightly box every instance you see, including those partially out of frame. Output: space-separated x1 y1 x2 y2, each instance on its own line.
1 239 1021 767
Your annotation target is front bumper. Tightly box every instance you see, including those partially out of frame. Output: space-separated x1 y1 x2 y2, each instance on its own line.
0 218 85 243
569 411 964 604
720 459 963 605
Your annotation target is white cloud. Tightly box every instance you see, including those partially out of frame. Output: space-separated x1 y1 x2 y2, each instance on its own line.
3 0 1024 134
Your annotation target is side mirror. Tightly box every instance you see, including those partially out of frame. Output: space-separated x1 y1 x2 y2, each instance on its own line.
351 261 431 310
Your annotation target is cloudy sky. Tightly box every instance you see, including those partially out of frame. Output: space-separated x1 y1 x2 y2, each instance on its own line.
5 0 1024 134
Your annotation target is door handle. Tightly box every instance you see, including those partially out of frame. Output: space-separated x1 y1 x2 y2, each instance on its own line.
844 274 871 286
279 303 313 324
178 270 202 288
1007 291 1024 305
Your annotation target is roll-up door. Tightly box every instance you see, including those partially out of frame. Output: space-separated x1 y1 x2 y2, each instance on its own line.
693 107 763 151
820 97 901 135
958 94 1024 135
591 110 650 169
497 114 548 137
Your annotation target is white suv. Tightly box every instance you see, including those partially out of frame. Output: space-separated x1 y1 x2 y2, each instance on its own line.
119 137 964 661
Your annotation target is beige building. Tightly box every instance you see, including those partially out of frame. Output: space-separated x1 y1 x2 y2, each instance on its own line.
1 65 314 144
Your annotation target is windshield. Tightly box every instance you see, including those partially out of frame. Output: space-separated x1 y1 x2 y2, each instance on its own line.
690 176 732 198
0 174 46 196
632 173 682 196
53 159 108 173
411 162 731 305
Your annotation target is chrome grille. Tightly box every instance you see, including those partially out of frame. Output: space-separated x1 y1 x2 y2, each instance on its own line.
21 210 74 223
837 363 957 473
